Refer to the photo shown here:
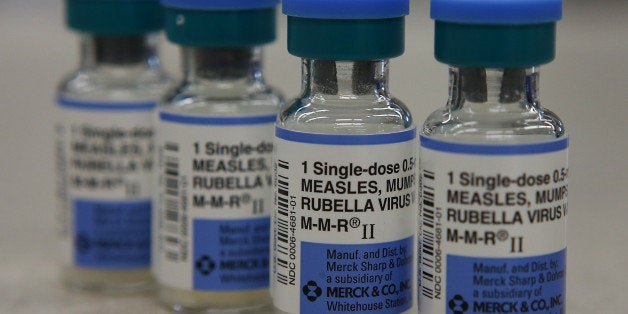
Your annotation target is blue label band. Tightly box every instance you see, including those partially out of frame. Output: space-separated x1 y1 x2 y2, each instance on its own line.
58 98 156 111
420 136 568 155
276 127 416 145
446 250 566 313
160 112 276 125
193 217 270 291
300 237 414 313
73 199 151 269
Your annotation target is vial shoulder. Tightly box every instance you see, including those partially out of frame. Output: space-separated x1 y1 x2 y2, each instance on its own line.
422 103 566 143
278 95 413 134
158 81 284 117
57 66 173 102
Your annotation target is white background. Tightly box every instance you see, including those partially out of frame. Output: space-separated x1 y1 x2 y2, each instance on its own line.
0 0 626 313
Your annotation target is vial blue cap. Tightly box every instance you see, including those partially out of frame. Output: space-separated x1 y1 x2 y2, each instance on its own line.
66 0 163 34
161 0 279 10
431 0 562 24
162 0 278 47
283 0 409 19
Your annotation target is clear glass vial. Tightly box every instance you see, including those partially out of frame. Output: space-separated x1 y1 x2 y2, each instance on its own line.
157 46 282 313
418 1 568 313
273 1 415 313
274 61 414 314
154 1 282 312
56 0 171 293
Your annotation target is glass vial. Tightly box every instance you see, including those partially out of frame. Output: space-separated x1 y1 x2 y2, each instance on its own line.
418 1 567 313
56 0 171 292
153 1 283 312
273 1 415 313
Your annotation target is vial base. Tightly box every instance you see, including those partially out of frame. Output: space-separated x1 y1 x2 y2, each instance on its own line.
61 265 153 294
158 286 270 313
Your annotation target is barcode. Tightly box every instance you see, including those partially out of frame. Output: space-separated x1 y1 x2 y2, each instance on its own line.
54 130 69 237
420 169 437 299
163 142 181 261
275 159 290 286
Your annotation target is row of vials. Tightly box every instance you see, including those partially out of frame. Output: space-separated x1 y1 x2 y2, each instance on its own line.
56 0 568 313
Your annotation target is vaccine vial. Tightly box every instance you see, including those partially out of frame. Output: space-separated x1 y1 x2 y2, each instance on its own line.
418 1 567 313
55 0 171 292
153 0 283 311
272 1 415 313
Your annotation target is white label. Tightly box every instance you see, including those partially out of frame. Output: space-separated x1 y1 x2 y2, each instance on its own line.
56 99 155 269
272 127 417 314
418 136 568 314
154 112 275 291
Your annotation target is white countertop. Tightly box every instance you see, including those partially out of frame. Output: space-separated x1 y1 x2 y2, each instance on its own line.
0 1 626 313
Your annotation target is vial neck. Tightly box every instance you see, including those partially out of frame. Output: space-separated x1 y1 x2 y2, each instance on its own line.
80 34 159 68
302 59 390 100
182 47 264 87
448 67 540 111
